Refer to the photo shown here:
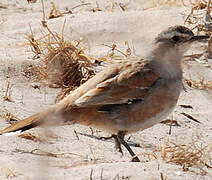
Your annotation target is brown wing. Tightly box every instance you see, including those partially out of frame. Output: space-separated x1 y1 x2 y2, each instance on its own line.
74 59 160 107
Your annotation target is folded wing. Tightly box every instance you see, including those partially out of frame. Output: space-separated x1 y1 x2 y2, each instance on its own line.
74 59 160 107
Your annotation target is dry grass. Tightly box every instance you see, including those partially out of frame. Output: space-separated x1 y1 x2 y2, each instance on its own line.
184 77 212 90
1 168 19 179
183 0 209 32
38 40 95 88
12 148 103 171
182 0 212 59
25 24 96 101
160 142 210 170
13 148 84 159
48 2 63 19
137 137 212 174
18 132 45 143
47 1 94 19
2 82 13 102
0 111 19 124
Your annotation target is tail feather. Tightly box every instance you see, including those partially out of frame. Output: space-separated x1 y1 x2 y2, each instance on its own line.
0 107 56 135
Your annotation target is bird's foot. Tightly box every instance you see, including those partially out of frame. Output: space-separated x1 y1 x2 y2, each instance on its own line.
117 131 140 162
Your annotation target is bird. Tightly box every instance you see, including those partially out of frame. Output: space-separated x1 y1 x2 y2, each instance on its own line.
0 25 209 162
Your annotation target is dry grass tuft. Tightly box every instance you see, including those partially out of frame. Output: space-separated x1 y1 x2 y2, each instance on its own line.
26 24 96 101
39 39 95 101
39 40 95 88
160 142 211 172
137 138 212 174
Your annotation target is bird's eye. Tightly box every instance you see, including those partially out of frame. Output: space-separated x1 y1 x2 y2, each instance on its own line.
172 35 180 42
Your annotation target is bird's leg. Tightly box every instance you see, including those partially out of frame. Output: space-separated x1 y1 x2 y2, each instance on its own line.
117 131 140 162
113 134 123 154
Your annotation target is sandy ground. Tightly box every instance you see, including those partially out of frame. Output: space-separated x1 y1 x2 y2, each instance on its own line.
0 0 211 179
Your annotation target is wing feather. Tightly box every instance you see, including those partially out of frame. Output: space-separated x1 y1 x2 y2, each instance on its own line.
74 60 160 107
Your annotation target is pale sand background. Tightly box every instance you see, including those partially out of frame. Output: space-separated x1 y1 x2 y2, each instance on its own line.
0 0 211 179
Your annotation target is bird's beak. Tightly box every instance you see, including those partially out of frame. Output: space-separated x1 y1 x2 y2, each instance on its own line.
190 35 210 42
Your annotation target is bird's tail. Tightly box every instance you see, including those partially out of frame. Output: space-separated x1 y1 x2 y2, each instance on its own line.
0 106 59 135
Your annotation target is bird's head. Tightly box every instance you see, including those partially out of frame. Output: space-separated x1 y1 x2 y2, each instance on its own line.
150 26 209 78
154 25 209 55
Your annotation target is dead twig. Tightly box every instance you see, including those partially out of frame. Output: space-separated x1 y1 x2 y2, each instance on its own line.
2 82 13 102
41 0 47 27
48 2 63 19
160 119 180 126
179 105 193 109
181 112 201 123
13 148 84 158
102 43 128 57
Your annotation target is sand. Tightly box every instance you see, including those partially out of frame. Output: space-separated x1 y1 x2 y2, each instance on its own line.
0 0 211 179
